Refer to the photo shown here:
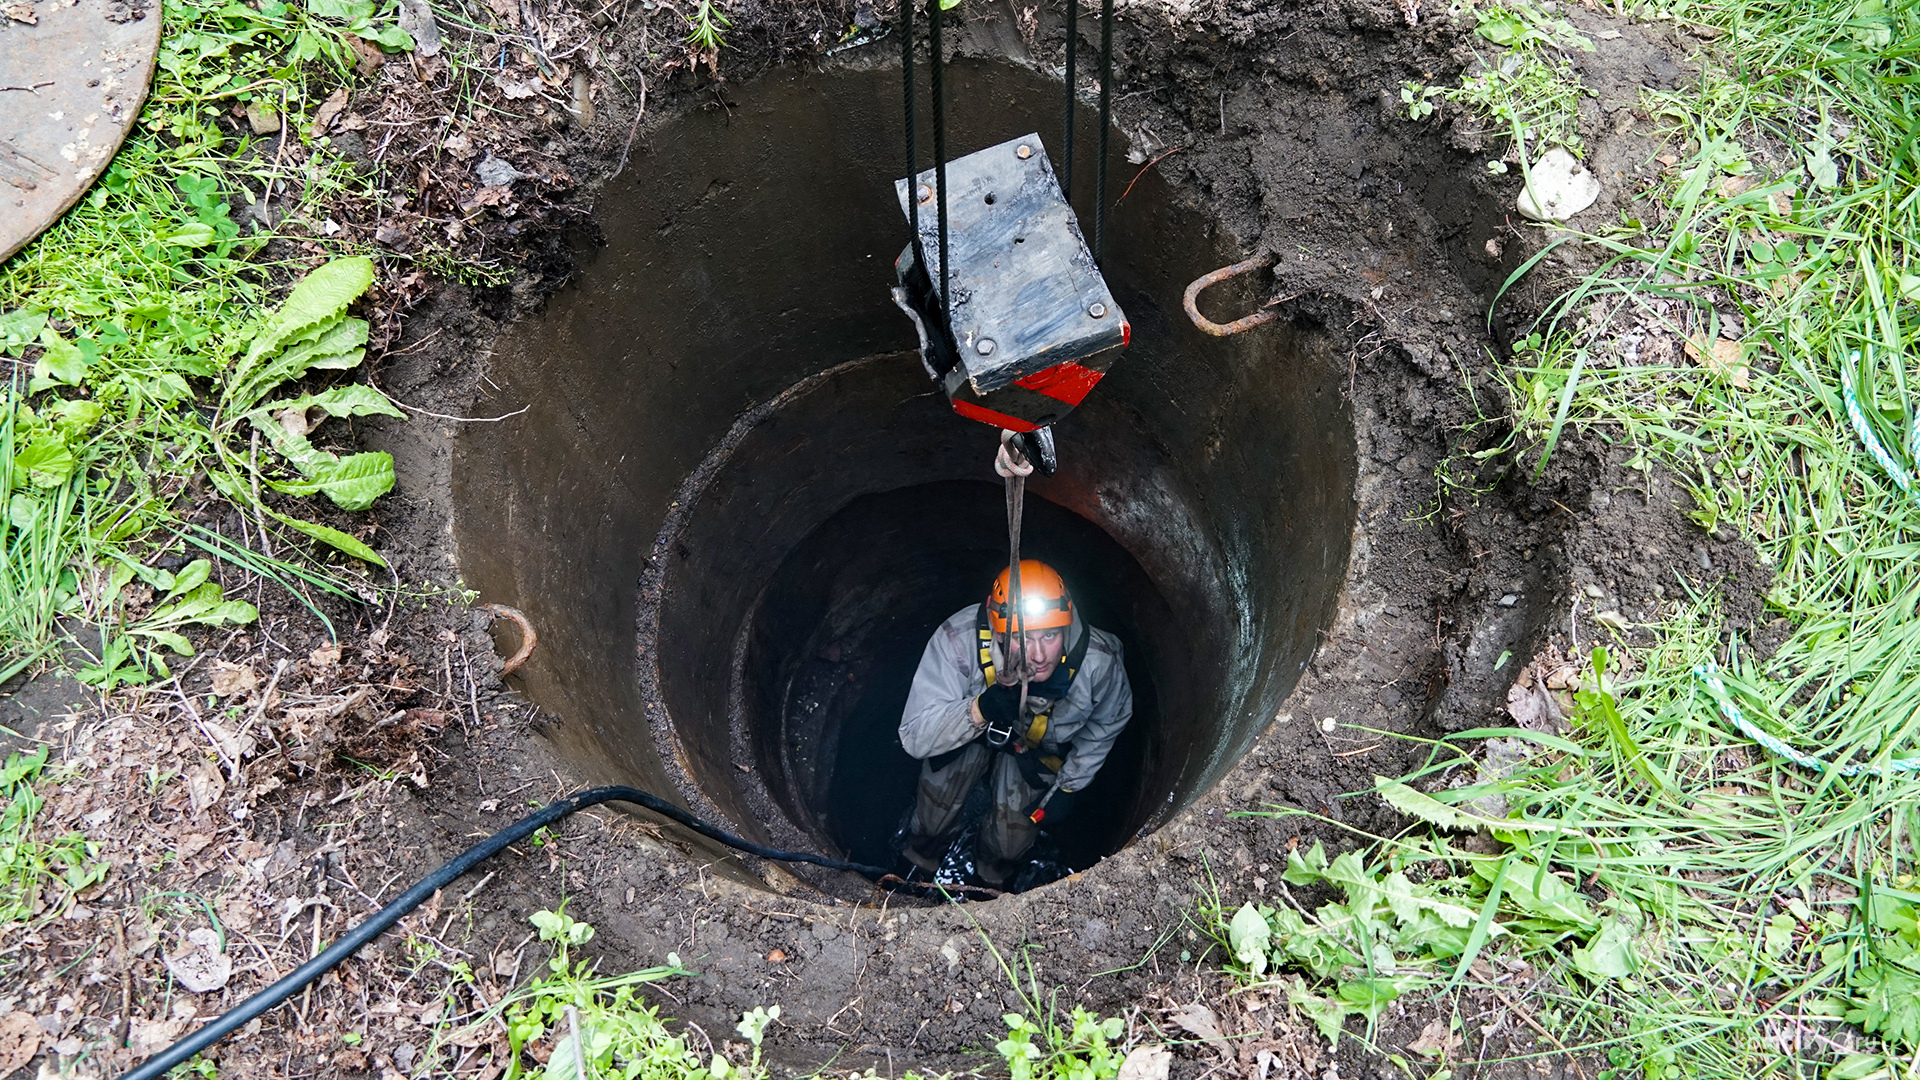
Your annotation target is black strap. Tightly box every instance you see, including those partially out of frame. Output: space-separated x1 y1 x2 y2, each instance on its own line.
902 0 916 246
1062 0 1077 200
1094 0 1113 265
929 0 949 311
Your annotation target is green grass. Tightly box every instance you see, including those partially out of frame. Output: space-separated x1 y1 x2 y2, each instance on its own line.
0 746 106 924
0 0 424 688
1212 1 1920 1076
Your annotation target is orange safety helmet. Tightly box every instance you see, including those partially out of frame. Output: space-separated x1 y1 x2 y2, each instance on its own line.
986 560 1073 634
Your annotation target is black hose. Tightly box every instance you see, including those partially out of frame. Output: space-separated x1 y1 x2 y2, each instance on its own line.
116 786 890 1080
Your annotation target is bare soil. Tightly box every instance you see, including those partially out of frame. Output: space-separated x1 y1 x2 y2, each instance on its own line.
0 2 1777 1079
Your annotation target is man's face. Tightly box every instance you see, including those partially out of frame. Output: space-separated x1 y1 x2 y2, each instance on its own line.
1006 626 1067 682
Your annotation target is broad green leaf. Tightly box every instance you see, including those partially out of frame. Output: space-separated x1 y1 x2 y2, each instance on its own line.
0 743 50 786
0 308 47 350
149 582 258 626
259 383 403 423
1283 840 1331 886
1570 920 1634 981
234 257 374 384
360 23 414 49
227 315 369 412
1808 144 1840 190
47 399 104 437
1228 903 1270 975
1379 870 1477 929
271 511 387 565
1490 858 1596 930
164 558 212 599
1846 964 1920 1044
541 1032 580 1080
146 373 195 402
33 329 89 388
12 435 77 488
274 316 370 376
308 0 375 21
163 223 218 247
281 451 395 511
133 629 197 656
1376 777 1478 831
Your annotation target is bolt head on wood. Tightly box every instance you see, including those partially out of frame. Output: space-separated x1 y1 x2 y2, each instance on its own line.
1016 144 1033 159
976 338 996 356
1088 303 1106 318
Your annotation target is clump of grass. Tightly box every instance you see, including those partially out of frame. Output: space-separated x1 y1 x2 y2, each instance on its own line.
1249 0 1920 1073
0 0 425 686
685 0 731 53
0 746 106 923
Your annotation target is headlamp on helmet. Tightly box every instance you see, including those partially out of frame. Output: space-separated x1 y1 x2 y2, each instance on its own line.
987 560 1073 634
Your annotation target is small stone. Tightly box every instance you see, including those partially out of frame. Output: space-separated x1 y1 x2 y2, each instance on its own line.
245 103 280 135
1517 147 1601 222
1499 594 1518 607
1320 716 1337 733
1595 610 1632 631
1584 583 1606 599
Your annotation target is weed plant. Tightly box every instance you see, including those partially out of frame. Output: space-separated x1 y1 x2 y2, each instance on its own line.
0 0 417 688
0 747 106 924
1266 0 1920 1076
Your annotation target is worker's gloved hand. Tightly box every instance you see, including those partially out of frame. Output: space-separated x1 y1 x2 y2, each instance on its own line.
1026 787 1077 825
976 684 1022 742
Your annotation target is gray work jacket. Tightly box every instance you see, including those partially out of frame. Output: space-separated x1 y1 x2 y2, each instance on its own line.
897 604 1133 792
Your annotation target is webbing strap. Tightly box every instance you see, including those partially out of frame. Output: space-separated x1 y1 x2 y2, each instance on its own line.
973 608 1091 748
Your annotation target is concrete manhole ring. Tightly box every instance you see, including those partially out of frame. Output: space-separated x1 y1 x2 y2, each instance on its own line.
0 0 159 262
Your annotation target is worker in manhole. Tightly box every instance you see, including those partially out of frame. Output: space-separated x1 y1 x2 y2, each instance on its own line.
897 560 1133 890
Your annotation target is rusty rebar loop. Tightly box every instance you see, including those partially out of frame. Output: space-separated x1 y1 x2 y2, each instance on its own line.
1182 252 1284 336
481 603 538 677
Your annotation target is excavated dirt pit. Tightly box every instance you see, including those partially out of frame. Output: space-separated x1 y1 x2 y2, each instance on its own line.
363 7 1746 1068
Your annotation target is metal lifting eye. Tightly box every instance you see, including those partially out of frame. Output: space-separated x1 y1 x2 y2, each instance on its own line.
985 192 996 204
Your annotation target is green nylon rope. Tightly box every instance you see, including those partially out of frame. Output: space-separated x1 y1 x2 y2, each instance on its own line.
1693 664 1920 777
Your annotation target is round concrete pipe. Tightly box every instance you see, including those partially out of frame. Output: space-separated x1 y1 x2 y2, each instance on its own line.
451 58 1358 895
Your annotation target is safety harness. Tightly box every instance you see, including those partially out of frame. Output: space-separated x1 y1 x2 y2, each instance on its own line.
973 604 1090 773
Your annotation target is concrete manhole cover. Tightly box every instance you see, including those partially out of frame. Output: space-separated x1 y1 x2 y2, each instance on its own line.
0 0 159 262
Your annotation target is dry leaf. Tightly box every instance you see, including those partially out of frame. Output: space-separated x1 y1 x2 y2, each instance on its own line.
2 3 36 23
309 643 341 667
1685 335 1751 389
177 832 215 861
1770 190 1794 216
185 762 225 815
1717 174 1753 198
345 34 385 76
1168 1003 1226 1044
127 1018 188 1057
495 77 538 100
165 927 233 993
1408 1019 1463 1059
309 88 350 138
210 662 257 697
200 719 257 762
0 1012 40 1076
1117 1046 1172 1080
